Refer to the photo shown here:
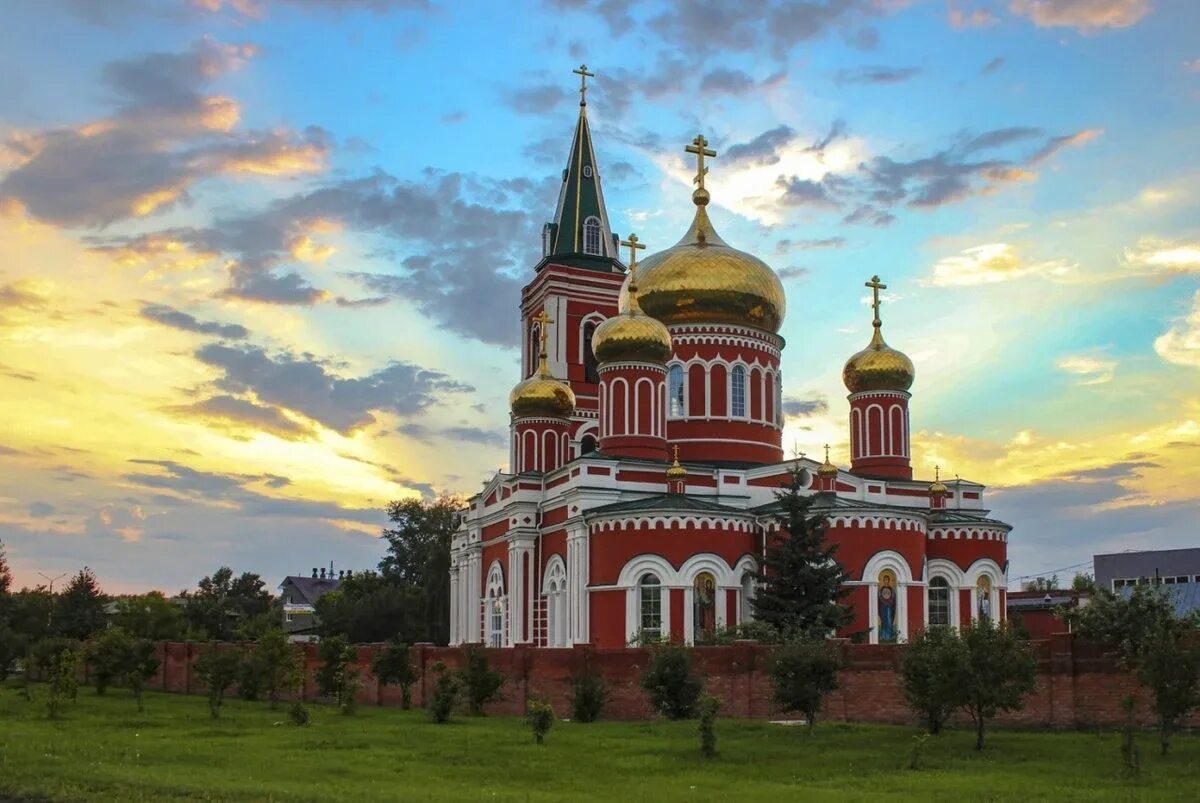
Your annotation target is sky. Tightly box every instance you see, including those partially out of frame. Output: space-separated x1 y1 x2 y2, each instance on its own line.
0 0 1197 595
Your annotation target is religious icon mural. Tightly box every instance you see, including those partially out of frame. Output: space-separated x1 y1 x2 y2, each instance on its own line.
878 569 898 643
693 572 717 640
977 576 992 623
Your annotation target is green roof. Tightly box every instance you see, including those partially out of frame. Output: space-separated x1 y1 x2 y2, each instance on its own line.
585 494 751 518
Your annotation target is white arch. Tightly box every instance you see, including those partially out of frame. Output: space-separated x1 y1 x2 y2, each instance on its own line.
866 403 885 456
542 554 568 647
582 215 602 255
861 549 914 645
609 376 629 436
851 407 863 459
679 553 736 643
733 554 758 625
485 560 507 648
542 428 558 472
618 554 677 644
634 376 655 435
964 557 1005 624
578 312 606 364
925 559 965 628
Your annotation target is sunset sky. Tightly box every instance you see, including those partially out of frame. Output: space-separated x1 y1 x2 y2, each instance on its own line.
1 0 1197 594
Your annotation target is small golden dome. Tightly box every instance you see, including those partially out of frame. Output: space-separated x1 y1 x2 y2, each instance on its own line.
593 236 672 364
844 275 914 394
818 444 838 477
511 309 576 418
929 465 948 495
509 374 576 418
665 445 687 479
623 147 785 333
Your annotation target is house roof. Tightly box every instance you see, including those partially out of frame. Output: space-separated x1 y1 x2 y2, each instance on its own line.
280 575 341 606
585 494 750 518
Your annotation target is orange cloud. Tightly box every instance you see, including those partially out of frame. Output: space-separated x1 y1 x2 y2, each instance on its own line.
1009 0 1152 32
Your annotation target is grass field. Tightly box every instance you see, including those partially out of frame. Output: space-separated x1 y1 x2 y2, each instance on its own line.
1 686 1197 802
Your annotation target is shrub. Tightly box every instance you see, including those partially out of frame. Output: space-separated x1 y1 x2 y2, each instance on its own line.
698 693 721 757
28 637 78 679
568 667 608 723
315 636 361 715
251 629 304 708
288 701 311 727
125 639 159 713
194 646 241 719
526 697 555 745
45 646 78 720
84 627 136 695
0 622 28 681
459 647 505 716
372 641 418 709
429 661 459 724
770 638 842 733
959 620 1036 750
237 656 265 701
1138 615 1200 756
900 626 970 734
640 644 703 720
1120 695 1140 779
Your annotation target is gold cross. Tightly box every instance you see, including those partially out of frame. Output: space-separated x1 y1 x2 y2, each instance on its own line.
620 233 646 270
672 444 680 462
935 464 941 482
573 64 595 106
824 444 831 463
685 134 716 190
865 274 887 325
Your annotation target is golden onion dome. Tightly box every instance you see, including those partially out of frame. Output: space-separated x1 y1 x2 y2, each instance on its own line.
592 237 673 364
818 445 839 477
665 445 687 479
511 311 576 418
929 466 948 496
842 327 915 393
623 166 786 333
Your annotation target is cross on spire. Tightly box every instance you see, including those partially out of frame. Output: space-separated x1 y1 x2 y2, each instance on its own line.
532 309 554 375
621 233 646 271
935 464 941 482
825 444 831 462
685 134 716 191
865 274 887 327
573 64 595 107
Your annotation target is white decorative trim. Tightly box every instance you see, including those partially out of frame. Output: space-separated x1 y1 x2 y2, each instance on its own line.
827 513 926 533
590 514 756 533
860 550 915 645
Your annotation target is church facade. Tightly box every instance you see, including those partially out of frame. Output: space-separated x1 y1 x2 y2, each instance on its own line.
448 70 1010 649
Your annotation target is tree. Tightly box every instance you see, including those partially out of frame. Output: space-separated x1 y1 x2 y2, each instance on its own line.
378 495 462 645
640 644 703 720
959 620 1036 750
459 647 505 716
194 646 241 718
45 645 79 720
770 638 843 733
0 622 25 681
1022 575 1059 592
525 697 555 745
55 568 107 640
0 538 12 610
698 694 721 757
1071 573 1096 593
247 629 304 708
182 567 273 641
900 626 971 734
372 641 418 709
125 639 159 713
111 592 186 641
84 627 137 695
8 588 55 643
315 635 361 714
428 661 459 724
754 466 852 639
1070 585 1200 756
315 572 422 644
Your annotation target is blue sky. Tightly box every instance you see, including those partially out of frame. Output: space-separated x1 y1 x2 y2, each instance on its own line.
0 0 1197 593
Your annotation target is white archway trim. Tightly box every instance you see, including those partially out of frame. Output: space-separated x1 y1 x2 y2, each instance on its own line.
542 554 568 647
860 549 914 645
619 554 676 644
617 554 677 587
485 560 507 648
924 558 965 628
542 554 567 592
679 553 735 644
964 557 1005 624
732 554 759 625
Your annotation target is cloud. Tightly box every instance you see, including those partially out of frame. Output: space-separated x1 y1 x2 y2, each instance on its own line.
399 422 506 448
927 243 1075 286
833 65 920 85
1122 237 1200 277
1009 0 1152 32
167 395 316 440
29 502 56 518
140 303 249 339
193 0 433 16
777 266 811 281
502 83 571 115
782 395 829 417
1154 290 1200 368
1186 59 1200 73
948 0 998 28
1057 354 1117 385
0 40 329 228
775 237 846 254
194 342 473 434
982 56 1006 74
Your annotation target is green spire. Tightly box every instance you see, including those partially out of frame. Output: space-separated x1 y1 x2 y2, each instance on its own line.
540 65 619 271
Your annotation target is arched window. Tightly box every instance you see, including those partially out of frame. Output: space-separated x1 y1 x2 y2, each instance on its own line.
580 434 597 455
639 574 662 641
740 573 755 624
543 558 568 647
731 366 746 418
486 563 506 648
583 321 600 382
668 364 685 417
583 165 593 178
582 216 602 256
928 576 951 627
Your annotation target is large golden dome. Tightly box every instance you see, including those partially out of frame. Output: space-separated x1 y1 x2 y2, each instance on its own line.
627 191 786 333
843 327 914 393
592 243 672 364
510 373 576 418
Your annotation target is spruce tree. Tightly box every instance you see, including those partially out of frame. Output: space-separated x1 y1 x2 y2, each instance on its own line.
753 464 852 639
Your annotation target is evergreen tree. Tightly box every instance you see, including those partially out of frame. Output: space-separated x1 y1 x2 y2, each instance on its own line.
56 568 107 640
753 465 852 638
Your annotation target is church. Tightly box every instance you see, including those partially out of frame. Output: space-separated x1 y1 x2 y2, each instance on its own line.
448 67 1010 649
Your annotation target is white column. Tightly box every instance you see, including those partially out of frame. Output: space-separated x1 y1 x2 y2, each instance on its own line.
449 565 459 645
467 551 482 643
566 523 589 644
508 535 535 645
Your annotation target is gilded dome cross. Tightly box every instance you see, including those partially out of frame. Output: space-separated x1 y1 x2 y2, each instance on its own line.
573 64 595 106
865 274 887 326
685 134 716 191
532 309 554 375
620 233 646 271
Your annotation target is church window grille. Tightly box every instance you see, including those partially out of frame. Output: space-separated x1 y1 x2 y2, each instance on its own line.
668 364 685 417
583 322 600 382
639 574 662 640
928 576 951 627
731 366 746 418
543 559 568 647
583 216 602 255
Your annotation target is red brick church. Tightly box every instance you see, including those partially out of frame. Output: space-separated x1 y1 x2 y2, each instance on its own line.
448 69 1010 649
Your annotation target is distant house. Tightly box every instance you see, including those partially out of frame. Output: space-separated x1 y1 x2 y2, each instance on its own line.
1005 590 1084 640
1094 548 1200 617
278 570 343 642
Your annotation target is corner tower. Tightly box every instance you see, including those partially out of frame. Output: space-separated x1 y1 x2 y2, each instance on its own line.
518 65 626 458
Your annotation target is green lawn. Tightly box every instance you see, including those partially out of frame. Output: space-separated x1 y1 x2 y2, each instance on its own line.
1 686 1197 802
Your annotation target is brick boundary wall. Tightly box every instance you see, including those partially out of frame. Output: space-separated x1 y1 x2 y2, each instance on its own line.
135 634 1199 729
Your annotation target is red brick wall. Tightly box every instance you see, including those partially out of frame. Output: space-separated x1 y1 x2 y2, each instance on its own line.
142 635 1200 729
